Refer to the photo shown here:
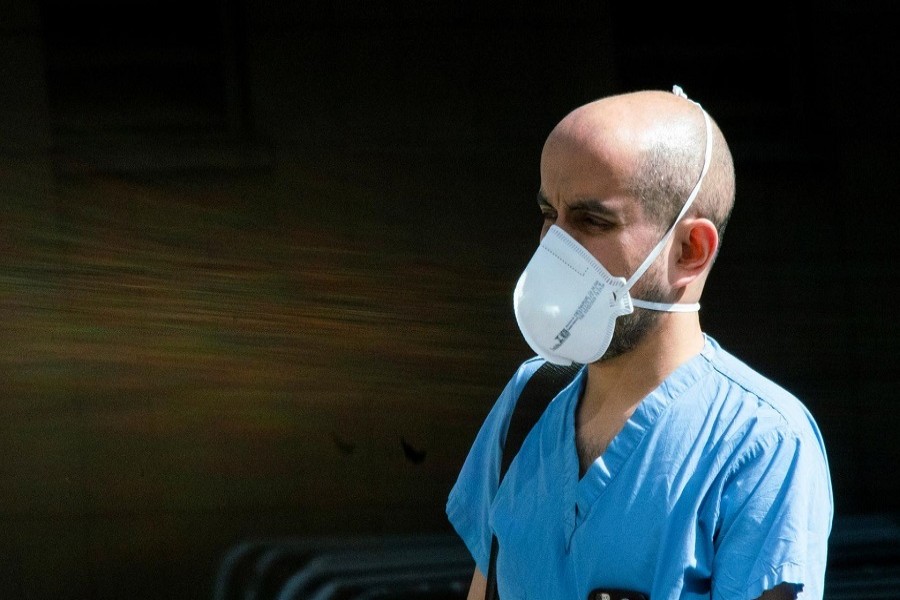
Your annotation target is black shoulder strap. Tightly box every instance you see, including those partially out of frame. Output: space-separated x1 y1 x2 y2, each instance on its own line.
499 362 582 481
484 360 582 600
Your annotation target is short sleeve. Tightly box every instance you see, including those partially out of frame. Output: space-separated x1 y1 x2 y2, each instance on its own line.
712 426 833 600
445 358 544 576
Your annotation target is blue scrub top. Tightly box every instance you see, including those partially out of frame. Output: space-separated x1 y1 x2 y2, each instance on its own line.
447 335 833 600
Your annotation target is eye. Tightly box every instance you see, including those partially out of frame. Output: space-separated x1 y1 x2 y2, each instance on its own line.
579 214 613 230
591 217 613 228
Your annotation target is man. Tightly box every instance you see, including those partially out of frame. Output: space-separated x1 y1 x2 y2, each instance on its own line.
446 87 833 600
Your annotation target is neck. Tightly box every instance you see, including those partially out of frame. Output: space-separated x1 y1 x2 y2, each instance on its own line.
583 312 705 412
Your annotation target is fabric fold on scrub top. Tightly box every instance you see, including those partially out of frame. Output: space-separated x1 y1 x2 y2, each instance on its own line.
446 334 833 600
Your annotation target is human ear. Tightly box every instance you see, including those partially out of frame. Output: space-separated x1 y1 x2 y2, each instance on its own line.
671 217 718 287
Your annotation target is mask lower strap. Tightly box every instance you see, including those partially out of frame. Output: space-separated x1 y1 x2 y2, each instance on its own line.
632 298 700 312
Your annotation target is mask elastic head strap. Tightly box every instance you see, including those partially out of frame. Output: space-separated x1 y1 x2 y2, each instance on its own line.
624 86 713 292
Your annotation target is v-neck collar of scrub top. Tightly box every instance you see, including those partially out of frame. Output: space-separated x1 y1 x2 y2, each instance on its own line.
559 336 718 548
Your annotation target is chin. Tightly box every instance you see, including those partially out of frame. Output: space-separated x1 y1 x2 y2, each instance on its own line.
600 309 662 361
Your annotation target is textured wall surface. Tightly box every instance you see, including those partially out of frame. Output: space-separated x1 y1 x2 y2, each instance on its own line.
1 2 897 599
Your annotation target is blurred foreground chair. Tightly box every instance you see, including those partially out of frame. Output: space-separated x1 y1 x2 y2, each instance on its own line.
213 532 472 600
214 513 900 600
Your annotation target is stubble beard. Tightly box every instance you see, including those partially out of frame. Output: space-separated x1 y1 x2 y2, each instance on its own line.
598 278 670 362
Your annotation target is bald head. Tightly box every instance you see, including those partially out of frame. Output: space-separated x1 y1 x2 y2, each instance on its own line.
544 89 735 241
548 90 700 160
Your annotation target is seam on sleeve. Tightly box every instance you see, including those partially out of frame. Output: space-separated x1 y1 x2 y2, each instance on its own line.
735 561 805 600
446 490 489 575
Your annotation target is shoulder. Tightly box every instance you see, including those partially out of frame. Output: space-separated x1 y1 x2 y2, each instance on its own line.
458 356 548 443
702 335 819 434
511 355 548 387
497 356 549 404
696 336 830 486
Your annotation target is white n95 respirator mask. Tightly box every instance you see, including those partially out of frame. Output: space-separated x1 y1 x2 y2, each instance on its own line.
513 86 712 366
513 226 635 365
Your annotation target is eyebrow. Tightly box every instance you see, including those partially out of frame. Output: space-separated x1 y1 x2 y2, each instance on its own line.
537 191 619 218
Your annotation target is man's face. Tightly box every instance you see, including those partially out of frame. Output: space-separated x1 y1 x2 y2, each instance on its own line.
537 126 672 361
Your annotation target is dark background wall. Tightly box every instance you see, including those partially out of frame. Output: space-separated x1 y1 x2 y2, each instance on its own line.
1 1 897 599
